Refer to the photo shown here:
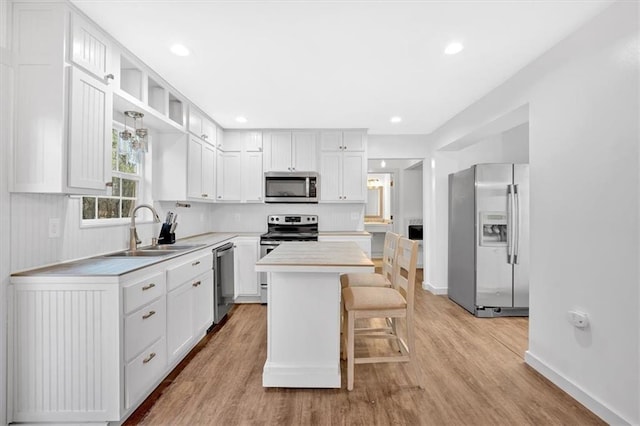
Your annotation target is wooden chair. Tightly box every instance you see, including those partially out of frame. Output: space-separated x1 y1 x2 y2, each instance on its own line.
341 236 422 391
340 231 400 288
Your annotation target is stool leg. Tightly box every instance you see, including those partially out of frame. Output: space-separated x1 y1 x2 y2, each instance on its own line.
347 310 355 391
340 299 347 360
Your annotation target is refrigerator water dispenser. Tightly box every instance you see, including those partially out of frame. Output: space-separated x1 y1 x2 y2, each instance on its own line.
479 212 507 246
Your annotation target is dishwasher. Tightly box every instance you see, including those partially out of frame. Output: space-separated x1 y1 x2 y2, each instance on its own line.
212 242 235 325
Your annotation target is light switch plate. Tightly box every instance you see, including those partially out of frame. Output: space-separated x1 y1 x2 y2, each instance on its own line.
48 218 61 238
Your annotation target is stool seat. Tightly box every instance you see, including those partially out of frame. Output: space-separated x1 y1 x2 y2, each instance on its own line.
343 287 406 310
340 273 391 288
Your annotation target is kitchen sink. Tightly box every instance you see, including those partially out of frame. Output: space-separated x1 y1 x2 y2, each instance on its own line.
139 244 206 251
103 243 206 258
104 250 181 257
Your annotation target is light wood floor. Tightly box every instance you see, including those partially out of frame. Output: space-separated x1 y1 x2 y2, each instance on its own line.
126 268 603 425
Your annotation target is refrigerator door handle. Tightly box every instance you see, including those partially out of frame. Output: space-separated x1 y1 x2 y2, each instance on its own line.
513 184 520 264
507 184 514 264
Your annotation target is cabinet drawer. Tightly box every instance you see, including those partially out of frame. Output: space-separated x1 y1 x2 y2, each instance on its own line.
125 337 167 410
123 271 166 314
125 296 166 362
166 251 212 291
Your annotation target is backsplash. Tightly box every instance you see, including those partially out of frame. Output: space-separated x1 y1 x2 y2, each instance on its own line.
9 193 362 272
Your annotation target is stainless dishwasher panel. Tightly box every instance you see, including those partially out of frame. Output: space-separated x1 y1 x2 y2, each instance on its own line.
213 242 235 324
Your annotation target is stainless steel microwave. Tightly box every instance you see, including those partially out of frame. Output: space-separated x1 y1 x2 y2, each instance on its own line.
264 171 319 203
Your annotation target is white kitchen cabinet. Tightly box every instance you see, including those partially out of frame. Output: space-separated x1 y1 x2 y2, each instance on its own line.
320 130 366 152
70 12 114 83
320 150 367 202
216 131 263 203
167 270 213 363
216 150 242 202
189 108 217 145
153 134 216 203
11 3 113 194
68 66 113 190
264 131 317 172
187 137 215 200
233 237 261 302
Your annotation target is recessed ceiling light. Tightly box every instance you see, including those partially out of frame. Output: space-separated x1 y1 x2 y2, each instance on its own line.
170 44 190 57
444 42 464 55
380 160 386 168
390 116 402 123
235 116 248 123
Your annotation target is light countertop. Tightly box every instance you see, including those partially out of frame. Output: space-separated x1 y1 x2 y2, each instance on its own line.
12 232 237 277
256 241 374 273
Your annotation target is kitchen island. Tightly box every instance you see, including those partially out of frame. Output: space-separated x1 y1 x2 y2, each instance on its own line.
255 241 374 388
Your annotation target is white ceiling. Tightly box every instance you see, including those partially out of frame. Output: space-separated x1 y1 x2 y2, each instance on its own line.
71 0 612 134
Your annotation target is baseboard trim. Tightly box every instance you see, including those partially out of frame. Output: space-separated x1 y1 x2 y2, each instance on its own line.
524 351 631 425
422 281 447 295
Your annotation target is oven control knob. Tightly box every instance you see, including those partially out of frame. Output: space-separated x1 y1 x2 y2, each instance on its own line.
276 217 280 221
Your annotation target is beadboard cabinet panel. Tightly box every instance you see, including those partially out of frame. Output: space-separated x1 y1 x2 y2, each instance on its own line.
68 67 112 190
10 283 120 422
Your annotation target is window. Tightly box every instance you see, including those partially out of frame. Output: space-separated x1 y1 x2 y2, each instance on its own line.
82 125 142 222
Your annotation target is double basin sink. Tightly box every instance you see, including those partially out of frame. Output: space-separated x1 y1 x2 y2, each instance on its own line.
104 244 206 258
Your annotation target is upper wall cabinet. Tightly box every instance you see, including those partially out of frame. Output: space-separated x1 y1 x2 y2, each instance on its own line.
188 108 217 145
216 131 263 202
10 3 112 194
263 131 317 172
70 13 114 83
319 130 367 202
320 131 366 152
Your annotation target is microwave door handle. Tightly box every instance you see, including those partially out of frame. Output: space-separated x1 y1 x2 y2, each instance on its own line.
305 177 310 197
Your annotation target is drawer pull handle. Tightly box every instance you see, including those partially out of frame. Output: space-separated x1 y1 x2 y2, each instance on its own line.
142 283 156 291
142 310 156 320
192 261 201 266
143 352 156 364
192 280 201 287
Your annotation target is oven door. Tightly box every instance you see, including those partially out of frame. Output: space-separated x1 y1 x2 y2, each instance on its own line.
259 243 278 303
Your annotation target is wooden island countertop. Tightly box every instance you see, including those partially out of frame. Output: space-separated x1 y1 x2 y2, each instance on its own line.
255 241 374 272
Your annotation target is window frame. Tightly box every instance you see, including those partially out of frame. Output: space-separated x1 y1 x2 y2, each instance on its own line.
80 121 148 227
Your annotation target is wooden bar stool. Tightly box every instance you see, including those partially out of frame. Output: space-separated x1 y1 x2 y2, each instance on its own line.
341 236 422 391
340 231 400 289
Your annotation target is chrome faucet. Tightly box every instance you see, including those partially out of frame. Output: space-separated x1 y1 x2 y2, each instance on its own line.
129 204 161 251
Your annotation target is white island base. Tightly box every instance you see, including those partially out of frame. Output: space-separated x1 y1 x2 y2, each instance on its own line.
256 242 374 388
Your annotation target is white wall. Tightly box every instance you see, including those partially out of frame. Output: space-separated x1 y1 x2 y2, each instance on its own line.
209 202 364 233
367 134 429 159
425 2 639 423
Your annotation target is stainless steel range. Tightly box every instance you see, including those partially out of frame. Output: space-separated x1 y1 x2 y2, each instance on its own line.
259 214 318 303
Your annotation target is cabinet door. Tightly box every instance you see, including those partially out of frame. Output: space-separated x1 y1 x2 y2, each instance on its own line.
223 132 245 152
70 13 112 82
68 66 112 191
342 151 366 201
167 282 195 362
342 131 366 151
234 238 260 298
216 151 242 201
202 119 217 145
245 131 263 152
292 131 317 171
193 272 214 333
266 131 292 172
201 144 215 200
242 151 263 202
320 131 343 151
320 151 342 201
188 109 203 137
187 138 203 199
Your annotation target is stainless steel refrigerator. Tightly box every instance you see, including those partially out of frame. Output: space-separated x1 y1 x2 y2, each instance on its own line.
448 164 529 317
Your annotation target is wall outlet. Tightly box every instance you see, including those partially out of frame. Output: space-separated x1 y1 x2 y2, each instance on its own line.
568 310 589 329
48 218 61 238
